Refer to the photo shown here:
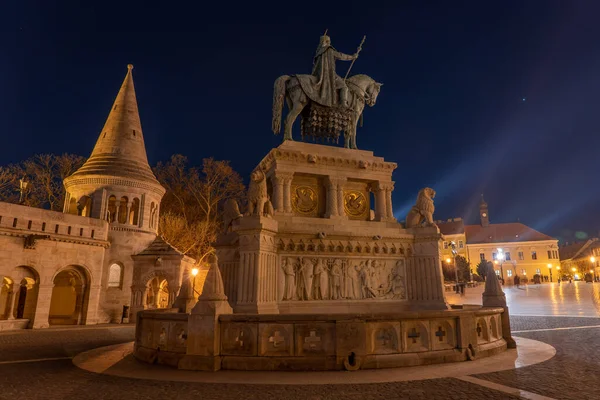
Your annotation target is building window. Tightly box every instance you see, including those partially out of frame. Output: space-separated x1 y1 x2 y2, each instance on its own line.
521 269 527 275
480 253 485 261
536 268 541 275
495 270 500 276
443 241 448 249
553 250 559 259
547 250 552 259
107 264 123 288
507 269 513 277
458 240 464 249
518 251 524 260
531 251 537 260
505 252 511 261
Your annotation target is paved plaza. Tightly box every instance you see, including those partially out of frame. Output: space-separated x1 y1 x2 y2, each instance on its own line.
1 282 600 399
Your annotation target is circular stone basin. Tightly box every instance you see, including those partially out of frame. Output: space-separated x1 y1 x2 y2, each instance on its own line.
73 336 555 385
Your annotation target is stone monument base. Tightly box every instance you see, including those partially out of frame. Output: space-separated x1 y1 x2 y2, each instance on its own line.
134 306 507 371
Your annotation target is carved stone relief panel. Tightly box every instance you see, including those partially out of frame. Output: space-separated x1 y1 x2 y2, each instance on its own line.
258 323 294 357
336 321 367 357
220 322 258 356
401 320 430 353
140 317 154 347
475 317 489 344
368 322 401 355
168 321 188 353
295 323 336 356
429 319 456 351
343 180 370 220
279 256 407 301
153 321 170 350
291 175 325 217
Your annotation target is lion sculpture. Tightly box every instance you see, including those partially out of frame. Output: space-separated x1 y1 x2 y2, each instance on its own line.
246 169 268 216
405 187 436 228
222 198 243 233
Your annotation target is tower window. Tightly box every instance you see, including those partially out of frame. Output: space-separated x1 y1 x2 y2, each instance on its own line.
133 130 136 137
27 220 32 229
80 228 84 236
12 218 17 228
42 222 46 231
55 224 59 233
91 229 95 238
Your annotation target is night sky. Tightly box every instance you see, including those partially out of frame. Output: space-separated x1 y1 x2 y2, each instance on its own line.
3 1 600 242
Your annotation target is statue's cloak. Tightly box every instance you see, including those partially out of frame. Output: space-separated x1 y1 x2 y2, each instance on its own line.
296 45 352 108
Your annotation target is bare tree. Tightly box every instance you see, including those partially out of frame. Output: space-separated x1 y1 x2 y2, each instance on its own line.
154 155 245 263
0 166 20 203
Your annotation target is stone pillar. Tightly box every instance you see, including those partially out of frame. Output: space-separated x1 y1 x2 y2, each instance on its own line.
336 177 347 219
325 177 339 217
372 182 387 221
179 254 232 371
385 183 395 221
84 284 102 325
114 200 121 223
482 261 516 348
272 175 285 212
5 283 16 320
32 284 53 329
233 216 279 314
126 202 132 224
129 284 146 321
281 173 294 213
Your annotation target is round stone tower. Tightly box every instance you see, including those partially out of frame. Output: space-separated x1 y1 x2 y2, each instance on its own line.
63 65 166 323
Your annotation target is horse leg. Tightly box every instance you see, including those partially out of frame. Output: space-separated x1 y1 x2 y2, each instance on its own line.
284 92 305 141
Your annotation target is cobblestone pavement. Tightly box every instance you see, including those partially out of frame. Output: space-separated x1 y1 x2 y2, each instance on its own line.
1 317 600 399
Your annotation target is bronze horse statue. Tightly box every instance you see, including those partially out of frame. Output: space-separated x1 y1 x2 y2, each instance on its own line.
272 74 382 149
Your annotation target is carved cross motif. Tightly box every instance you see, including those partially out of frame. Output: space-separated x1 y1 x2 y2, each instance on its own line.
476 324 482 337
235 330 244 347
407 327 420 344
304 330 321 349
435 326 446 342
269 330 285 348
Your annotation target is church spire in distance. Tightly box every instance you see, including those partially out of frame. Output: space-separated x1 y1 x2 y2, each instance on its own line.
480 194 490 227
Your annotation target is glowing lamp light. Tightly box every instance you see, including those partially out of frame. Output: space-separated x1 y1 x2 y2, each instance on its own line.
446 258 451 263
591 256 596 263
591 270 594 273
191 268 199 277
572 267 577 272
547 264 552 269
556 266 561 270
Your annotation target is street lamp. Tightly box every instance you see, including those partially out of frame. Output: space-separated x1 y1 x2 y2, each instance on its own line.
191 267 199 297
496 248 505 284
19 176 29 204
547 263 553 283
591 256 596 282
449 241 459 292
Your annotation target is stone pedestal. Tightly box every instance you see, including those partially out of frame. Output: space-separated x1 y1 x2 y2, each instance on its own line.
482 262 516 349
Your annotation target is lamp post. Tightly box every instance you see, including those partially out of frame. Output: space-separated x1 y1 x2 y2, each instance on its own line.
191 267 199 298
547 263 553 283
571 267 577 281
556 266 561 281
591 256 596 282
18 177 29 204
495 248 505 284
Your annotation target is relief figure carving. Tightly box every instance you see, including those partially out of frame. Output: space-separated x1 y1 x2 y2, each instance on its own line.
282 257 296 300
311 258 325 300
296 257 313 300
328 259 343 300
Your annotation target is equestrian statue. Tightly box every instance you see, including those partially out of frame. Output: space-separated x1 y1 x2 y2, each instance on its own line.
272 32 383 149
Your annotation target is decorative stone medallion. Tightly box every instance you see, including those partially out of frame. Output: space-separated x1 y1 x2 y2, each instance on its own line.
343 190 369 219
258 323 294 356
292 185 318 216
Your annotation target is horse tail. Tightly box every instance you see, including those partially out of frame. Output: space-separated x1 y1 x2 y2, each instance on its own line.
272 75 290 134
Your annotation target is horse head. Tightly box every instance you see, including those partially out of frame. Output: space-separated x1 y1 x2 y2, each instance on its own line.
347 74 383 107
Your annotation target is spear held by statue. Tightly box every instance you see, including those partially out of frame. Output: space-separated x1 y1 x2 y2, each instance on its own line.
344 35 366 81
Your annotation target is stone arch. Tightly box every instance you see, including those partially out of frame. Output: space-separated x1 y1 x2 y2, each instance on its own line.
67 197 78 215
107 195 117 222
78 195 92 217
2 266 40 323
129 197 141 225
140 270 173 310
107 262 124 288
118 196 129 224
48 265 90 326
490 315 499 340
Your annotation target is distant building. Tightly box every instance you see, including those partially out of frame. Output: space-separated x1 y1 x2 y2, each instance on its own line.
438 196 560 283
559 238 600 279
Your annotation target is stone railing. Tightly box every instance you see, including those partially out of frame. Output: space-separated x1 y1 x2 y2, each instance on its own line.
134 306 507 371
0 202 109 244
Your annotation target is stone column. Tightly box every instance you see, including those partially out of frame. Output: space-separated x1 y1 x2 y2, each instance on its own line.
5 283 16 320
114 200 121 223
282 173 294 213
385 182 396 221
325 177 339 217
84 284 102 325
372 182 387 221
336 178 347 219
125 202 132 224
272 175 285 212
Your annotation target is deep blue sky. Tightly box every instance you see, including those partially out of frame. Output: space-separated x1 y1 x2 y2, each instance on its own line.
2 1 600 242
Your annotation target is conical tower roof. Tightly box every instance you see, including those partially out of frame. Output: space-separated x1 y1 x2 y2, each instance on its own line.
67 65 160 186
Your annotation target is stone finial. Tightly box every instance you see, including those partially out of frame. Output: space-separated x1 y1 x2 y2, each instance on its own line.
191 254 232 315
482 261 506 307
127 64 134 70
172 267 196 313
